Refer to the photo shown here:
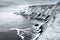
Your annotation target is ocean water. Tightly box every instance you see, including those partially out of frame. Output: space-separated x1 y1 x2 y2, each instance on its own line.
0 5 36 32
1 5 60 40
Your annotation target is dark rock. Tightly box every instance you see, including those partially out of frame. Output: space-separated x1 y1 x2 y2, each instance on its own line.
39 30 43 33
57 1 60 5
34 24 39 26
39 26 43 29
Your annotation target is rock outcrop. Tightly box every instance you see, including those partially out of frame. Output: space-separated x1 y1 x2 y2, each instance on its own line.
13 1 60 40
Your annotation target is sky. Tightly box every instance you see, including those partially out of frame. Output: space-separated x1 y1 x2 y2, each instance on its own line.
0 0 60 7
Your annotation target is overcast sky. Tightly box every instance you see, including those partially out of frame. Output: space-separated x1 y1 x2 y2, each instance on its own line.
0 0 60 7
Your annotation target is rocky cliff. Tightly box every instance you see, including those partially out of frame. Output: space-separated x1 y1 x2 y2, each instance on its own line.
13 1 60 40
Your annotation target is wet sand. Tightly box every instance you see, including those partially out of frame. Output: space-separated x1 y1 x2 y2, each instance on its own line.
0 30 22 40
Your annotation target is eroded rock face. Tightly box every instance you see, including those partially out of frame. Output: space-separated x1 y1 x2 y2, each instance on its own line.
37 2 60 40
12 1 60 40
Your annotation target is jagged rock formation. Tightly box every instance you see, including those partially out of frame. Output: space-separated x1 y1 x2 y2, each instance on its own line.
14 4 55 24
13 1 60 40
